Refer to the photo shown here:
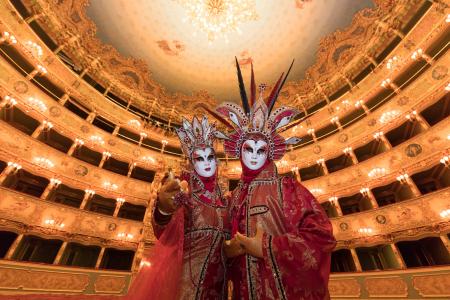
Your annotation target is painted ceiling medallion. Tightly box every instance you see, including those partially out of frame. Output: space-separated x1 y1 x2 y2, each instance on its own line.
174 0 258 42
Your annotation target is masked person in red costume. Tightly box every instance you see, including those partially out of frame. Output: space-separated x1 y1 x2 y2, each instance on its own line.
208 59 336 300
127 116 230 300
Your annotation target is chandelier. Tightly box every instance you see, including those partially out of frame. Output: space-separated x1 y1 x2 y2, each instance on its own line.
175 0 258 42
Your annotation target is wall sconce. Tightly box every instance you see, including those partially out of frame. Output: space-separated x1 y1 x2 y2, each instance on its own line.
386 56 399 70
26 97 47 112
44 219 65 228
343 147 352 155
34 157 54 168
316 158 325 165
310 188 323 195
368 167 386 178
142 156 155 164
117 232 134 239
328 196 338 204
358 227 373 234
75 138 85 145
128 119 141 129
440 155 449 168
381 78 391 88
330 116 339 124
440 209 450 218
307 128 315 135
411 48 423 60
103 181 118 191
7 162 22 170
50 178 62 186
90 135 105 145
102 151 112 158
396 173 409 184
25 40 43 57
116 197 126 205
85 189 95 195
140 132 147 139
2 95 17 107
445 83 450 91
405 110 417 121
446 14 450 23
42 120 53 129
161 139 168 146
379 110 400 124
360 187 370 196
36 64 47 75
0 31 17 44
355 100 364 108
373 131 384 140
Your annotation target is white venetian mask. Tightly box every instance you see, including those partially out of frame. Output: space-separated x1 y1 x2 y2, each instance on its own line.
192 147 217 177
241 139 268 171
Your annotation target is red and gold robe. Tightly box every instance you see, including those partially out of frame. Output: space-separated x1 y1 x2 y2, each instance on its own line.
229 162 336 300
150 173 230 300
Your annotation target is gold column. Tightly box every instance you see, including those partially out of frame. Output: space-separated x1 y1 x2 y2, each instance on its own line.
112 125 120 136
80 190 95 209
98 152 111 168
53 241 68 264
95 247 106 269
292 167 301 182
362 188 379 209
127 162 136 178
0 163 20 185
40 179 60 200
405 176 422 197
440 235 450 254
31 123 46 138
317 159 329 175
24 13 45 24
86 112 97 123
113 198 125 217
389 243 406 269
4 234 24 260
344 148 359 165
350 248 362 272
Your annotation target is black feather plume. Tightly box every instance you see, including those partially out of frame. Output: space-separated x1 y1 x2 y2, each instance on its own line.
235 57 250 115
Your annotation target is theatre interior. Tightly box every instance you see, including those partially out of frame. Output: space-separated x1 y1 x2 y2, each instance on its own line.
0 0 449 299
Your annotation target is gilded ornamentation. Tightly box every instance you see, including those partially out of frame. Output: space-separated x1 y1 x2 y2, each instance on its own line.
367 118 377 126
24 0 418 119
405 143 422 157
364 277 408 297
74 165 89 176
313 145 321 154
328 278 361 297
49 106 62 117
375 214 387 224
397 96 410 106
13 81 28 94
431 65 448 80
339 222 349 231
94 275 127 293
0 268 89 292
413 273 450 297
338 133 349 143
80 125 90 133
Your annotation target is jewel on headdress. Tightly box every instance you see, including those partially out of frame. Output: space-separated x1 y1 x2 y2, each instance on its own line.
175 116 226 158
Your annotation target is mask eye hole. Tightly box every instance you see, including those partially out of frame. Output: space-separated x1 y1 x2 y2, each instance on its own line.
207 155 214 161
194 157 204 162
244 146 253 153
257 148 266 155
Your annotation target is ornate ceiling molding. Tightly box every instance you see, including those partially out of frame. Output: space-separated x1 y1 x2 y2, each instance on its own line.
22 0 423 120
